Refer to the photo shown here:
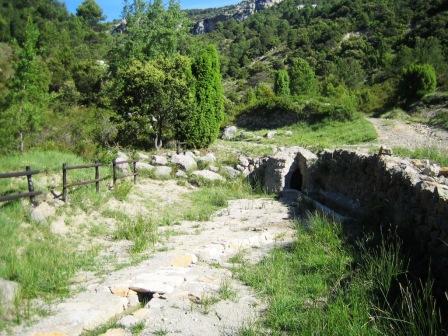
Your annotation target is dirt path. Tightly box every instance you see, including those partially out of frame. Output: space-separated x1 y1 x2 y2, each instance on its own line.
368 118 448 150
11 185 295 336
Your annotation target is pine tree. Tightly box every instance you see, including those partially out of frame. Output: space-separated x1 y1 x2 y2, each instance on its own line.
274 69 290 96
288 58 317 96
183 45 224 148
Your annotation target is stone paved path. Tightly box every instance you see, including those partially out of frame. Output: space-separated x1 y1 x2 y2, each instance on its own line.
13 197 295 336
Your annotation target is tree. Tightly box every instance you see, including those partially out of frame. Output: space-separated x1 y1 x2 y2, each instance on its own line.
288 57 317 96
76 0 104 27
0 18 49 153
114 55 193 149
274 69 290 96
110 0 190 72
398 64 437 103
182 45 224 148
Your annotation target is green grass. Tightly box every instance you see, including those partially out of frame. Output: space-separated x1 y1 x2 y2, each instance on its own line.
112 215 158 254
393 147 448 166
247 117 377 150
0 202 98 327
236 214 442 336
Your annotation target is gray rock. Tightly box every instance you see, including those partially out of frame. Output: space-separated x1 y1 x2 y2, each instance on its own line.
0 278 19 318
209 165 219 173
198 153 216 164
175 170 187 178
31 202 55 222
137 152 149 161
118 315 139 329
136 162 153 171
153 166 172 178
152 155 168 166
171 154 197 171
192 170 225 182
265 130 277 139
238 156 250 167
116 152 130 174
221 166 240 179
222 126 237 140
423 164 440 177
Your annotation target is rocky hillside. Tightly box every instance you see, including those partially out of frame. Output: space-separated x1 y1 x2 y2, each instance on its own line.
191 0 284 34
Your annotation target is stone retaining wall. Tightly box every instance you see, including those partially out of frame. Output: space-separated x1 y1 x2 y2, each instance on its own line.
256 147 448 296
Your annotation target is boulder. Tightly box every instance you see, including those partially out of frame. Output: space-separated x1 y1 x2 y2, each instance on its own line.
221 166 240 179
31 202 55 222
198 153 216 164
116 152 130 174
171 153 197 171
136 162 153 171
151 155 168 166
222 126 237 140
153 166 172 178
175 170 187 178
137 152 149 161
192 170 225 182
0 278 19 318
265 130 277 139
209 165 219 173
238 155 250 167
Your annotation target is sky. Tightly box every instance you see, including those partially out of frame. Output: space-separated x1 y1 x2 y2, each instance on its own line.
64 0 240 20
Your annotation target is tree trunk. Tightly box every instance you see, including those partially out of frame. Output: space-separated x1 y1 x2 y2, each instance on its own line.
19 132 24 153
154 120 163 151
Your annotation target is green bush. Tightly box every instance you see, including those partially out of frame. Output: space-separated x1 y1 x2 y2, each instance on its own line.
236 96 356 129
288 58 318 96
399 64 437 103
274 69 290 96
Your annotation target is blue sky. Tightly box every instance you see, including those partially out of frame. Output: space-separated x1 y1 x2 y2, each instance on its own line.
64 0 240 20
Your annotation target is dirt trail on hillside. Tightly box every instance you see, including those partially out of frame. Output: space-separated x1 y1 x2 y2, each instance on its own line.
368 118 448 150
10 181 295 336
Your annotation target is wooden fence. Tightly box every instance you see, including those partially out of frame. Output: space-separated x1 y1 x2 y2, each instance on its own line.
1 159 138 205
0 166 42 205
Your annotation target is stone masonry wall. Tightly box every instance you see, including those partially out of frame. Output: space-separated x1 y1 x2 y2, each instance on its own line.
258 147 448 296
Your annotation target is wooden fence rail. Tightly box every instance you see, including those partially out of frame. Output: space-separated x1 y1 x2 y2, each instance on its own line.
0 166 42 205
1 159 139 205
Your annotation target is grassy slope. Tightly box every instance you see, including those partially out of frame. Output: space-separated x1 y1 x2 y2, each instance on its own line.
236 214 442 336
393 147 448 166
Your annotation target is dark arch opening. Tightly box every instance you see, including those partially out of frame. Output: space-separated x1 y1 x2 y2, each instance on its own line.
289 168 303 191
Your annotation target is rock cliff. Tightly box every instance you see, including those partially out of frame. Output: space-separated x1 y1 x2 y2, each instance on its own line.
192 0 284 34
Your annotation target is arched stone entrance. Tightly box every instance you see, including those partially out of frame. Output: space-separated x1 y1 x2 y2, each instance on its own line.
289 168 303 191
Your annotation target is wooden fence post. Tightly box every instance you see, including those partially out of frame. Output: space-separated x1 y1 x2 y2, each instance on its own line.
133 161 137 184
95 160 100 193
112 159 117 187
26 166 36 206
62 163 67 202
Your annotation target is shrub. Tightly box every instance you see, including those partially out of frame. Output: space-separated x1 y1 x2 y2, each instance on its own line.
399 64 437 103
288 58 318 96
236 96 356 130
274 69 290 96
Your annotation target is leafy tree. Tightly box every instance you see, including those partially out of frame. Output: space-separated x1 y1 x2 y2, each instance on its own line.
0 18 49 153
274 69 290 96
399 64 437 103
76 0 104 27
182 45 224 148
110 0 190 72
114 55 193 149
288 58 317 96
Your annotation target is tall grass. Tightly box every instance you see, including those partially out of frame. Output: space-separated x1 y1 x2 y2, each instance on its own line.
237 214 443 336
